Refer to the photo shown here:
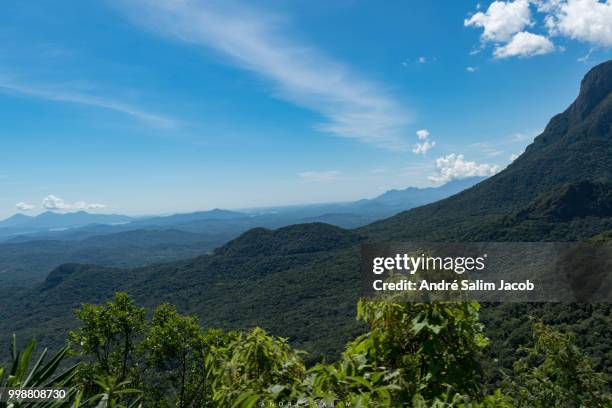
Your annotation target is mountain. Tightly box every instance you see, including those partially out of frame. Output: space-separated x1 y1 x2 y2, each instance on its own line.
237 176 485 228
0 180 484 286
363 177 486 208
0 180 482 243
0 211 134 240
0 61 610 369
0 213 34 228
3 209 251 243
0 210 133 229
127 209 249 228
0 229 226 287
365 60 612 241
0 223 366 359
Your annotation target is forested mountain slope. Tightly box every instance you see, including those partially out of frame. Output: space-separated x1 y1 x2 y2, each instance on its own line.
364 60 612 241
0 224 366 360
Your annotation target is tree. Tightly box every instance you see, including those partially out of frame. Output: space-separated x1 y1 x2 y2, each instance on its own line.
141 303 210 407
69 292 146 390
507 321 612 407
344 300 490 403
206 327 305 406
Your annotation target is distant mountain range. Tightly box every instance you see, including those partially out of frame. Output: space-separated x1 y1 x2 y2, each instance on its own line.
0 177 484 286
0 60 609 366
0 177 484 242
0 211 132 232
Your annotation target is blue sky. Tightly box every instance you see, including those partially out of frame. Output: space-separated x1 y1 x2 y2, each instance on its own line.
0 0 610 218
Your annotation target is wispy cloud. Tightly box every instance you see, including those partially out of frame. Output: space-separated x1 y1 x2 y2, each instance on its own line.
112 0 412 149
0 76 176 129
298 171 344 183
470 142 503 157
509 132 536 142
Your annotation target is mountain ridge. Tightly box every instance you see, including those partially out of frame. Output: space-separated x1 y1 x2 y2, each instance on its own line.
0 177 484 242
0 211 133 232
363 60 612 241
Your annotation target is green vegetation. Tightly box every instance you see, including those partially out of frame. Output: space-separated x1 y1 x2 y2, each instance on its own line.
0 229 229 287
1 293 609 406
0 335 79 407
0 223 367 363
507 321 610 407
1 217 610 382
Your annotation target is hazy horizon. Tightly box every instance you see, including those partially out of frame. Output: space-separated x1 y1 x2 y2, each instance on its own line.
2 175 489 220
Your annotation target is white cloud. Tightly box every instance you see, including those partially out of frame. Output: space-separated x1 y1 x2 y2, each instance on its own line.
534 0 565 13
412 140 436 155
0 77 175 129
466 0 611 58
543 0 612 47
494 31 555 57
429 154 500 183
465 0 533 42
510 153 521 161
416 129 430 140
41 194 107 211
114 1 411 150
464 0 555 58
15 202 35 211
466 66 478 72
413 128 435 154
298 171 343 182
418 56 427 63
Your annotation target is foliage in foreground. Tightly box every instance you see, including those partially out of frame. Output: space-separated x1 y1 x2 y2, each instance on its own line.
0 335 78 407
1 293 610 407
